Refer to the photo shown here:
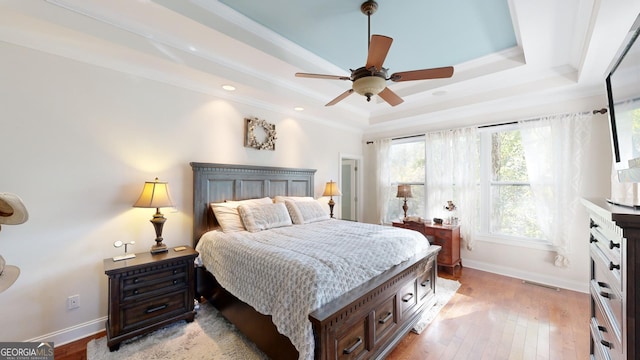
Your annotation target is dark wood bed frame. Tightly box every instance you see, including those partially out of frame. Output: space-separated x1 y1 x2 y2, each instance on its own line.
191 162 440 360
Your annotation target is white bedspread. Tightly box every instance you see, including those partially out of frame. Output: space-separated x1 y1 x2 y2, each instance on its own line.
195 219 431 360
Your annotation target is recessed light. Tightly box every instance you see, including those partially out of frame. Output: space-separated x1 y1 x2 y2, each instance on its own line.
222 84 236 91
294 107 304 111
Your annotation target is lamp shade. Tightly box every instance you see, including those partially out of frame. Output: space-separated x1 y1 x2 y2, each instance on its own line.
396 184 412 198
322 181 342 197
133 178 174 209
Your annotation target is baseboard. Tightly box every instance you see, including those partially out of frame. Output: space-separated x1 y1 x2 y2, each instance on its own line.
462 259 589 293
27 316 106 347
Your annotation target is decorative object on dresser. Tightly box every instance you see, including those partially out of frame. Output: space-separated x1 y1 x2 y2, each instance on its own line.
322 180 342 218
396 184 412 218
244 117 277 150
132 178 174 254
103 246 198 351
112 240 136 261
393 221 462 274
0 192 29 293
582 198 640 360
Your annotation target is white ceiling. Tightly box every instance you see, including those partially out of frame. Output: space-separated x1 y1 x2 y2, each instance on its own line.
1 0 639 134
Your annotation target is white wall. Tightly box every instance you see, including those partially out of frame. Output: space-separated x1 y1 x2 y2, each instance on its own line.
0 42 362 344
362 97 612 293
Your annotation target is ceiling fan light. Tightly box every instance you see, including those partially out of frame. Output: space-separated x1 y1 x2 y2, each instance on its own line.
353 76 386 99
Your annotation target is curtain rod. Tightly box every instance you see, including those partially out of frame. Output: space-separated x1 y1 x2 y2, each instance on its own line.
366 108 608 142
366 133 424 144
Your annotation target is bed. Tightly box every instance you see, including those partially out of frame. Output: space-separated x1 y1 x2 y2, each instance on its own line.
191 162 440 360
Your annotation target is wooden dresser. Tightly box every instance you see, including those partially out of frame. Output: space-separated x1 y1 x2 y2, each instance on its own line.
582 199 640 360
103 247 198 351
392 221 462 273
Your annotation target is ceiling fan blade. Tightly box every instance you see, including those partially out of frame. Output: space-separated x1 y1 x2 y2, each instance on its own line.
325 89 354 106
296 72 350 81
390 66 454 82
378 87 404 106
365 35 393 70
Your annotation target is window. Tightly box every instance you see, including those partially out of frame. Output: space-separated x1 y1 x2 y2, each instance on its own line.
478 125 545 242
386 137 425 223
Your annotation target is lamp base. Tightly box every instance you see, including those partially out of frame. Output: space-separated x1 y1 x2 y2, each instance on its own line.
150 242 168 254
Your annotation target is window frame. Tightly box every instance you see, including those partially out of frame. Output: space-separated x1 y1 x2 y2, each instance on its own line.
476 124 552 248
386 136 427 223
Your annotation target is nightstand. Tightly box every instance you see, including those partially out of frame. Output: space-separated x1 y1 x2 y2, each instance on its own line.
392 222 462 273
103 246 198 351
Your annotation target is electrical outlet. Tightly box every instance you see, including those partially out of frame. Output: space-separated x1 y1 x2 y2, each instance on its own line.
67 294 80 310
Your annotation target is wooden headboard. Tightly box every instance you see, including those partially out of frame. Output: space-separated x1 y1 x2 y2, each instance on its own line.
190 162 316 246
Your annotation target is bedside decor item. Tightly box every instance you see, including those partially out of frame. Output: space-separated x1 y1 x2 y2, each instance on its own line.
0 192 29 293
322 180 342 218
396 184 412 218
245 117 277 150
112 240 136 261
444 200 458 225
133 178 174 254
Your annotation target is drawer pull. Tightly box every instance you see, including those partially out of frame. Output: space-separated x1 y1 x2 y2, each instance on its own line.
589 234 597 243
378 312 393 324
590 219 599 228
597 281 608 288
609 262 620 271
343 337 363 355
609 240 620 249
173 269 178 275
133 289 139 295
133 278 140 284
420 279 431 287
145 304 168 314
173 279 178 285
600 340 612 349
402 293 414 302
597 325 607 332
599 291 610 299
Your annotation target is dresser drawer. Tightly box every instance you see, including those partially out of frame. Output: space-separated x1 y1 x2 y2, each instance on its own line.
417 257 435 303
373 295 397 344
590 294 622 360
433 229 452 240
591 245 622 326
398 278 417 318
120 290 190 333
336 316 369 360
590 227 622 269
121 263 188 301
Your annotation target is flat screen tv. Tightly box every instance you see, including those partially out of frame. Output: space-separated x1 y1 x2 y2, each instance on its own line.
606 13 640 187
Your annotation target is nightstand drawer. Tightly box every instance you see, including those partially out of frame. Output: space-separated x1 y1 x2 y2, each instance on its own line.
122 265 188 301
433 229 452 240
121 291 189 332
373 295 397 344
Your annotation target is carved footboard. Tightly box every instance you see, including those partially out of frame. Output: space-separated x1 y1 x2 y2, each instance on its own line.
310 248 439 360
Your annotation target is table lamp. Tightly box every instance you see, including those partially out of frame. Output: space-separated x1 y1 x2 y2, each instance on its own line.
133 178 174 254
322 180 342 218
396 184 412 218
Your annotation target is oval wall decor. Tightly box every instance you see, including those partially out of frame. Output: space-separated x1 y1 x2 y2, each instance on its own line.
245 117 277 151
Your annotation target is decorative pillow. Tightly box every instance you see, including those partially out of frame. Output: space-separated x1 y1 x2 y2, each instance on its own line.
210 197 272 233
284 200 330 224
237 202 292 232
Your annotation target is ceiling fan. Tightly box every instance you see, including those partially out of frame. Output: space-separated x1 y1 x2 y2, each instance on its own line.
295 0 454 107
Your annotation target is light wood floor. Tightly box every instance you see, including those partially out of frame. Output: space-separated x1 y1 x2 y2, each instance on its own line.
54 267 589 360
387 267 590 360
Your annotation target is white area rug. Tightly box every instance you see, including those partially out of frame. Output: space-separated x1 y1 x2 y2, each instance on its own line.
87 277 460 359
412 277 461 334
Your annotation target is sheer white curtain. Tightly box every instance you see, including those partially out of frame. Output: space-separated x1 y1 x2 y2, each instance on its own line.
371 139 391 224
519 112 592 267
425 127 479 249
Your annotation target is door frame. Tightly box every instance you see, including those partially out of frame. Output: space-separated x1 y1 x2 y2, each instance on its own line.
339 153 363 222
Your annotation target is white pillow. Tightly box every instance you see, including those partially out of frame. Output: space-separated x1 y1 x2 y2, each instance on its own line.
237 202 292 232
210 197 272 233
284 200 330 224
274 195 315 203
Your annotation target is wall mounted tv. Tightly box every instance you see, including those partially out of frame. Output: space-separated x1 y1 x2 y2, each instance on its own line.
606 13 640 185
